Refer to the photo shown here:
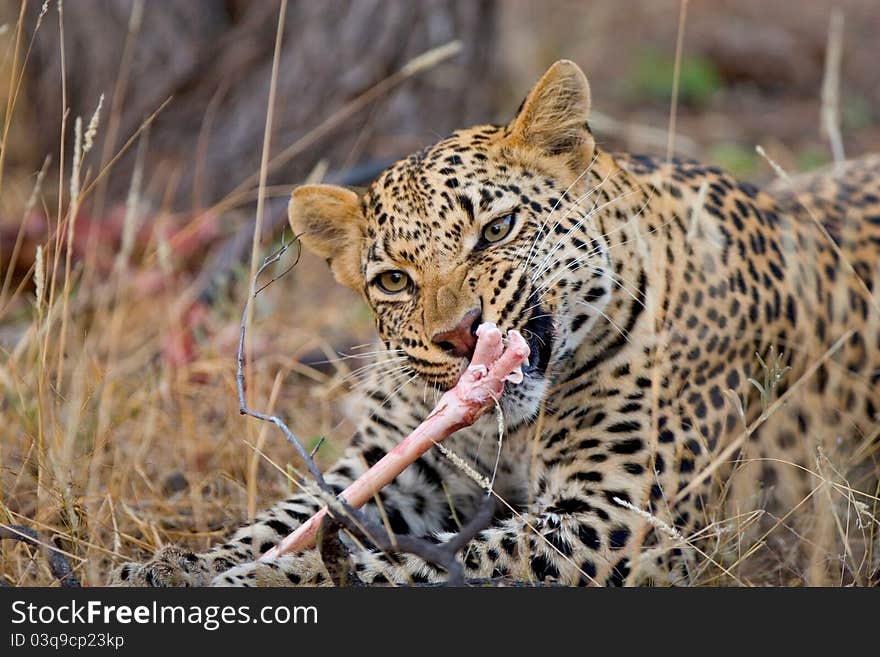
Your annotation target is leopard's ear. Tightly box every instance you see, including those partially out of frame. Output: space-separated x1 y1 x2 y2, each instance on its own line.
506 60 593 168
288 184 365 291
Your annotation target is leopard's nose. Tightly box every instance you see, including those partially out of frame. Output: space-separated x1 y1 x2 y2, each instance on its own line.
431 308 482 359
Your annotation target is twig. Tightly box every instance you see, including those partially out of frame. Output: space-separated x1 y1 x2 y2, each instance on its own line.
820 9 846 171
673 329 854 504
0 525 80 588
243 0 288 423
756 145 878 316
317 495 496 587
261 324 529 559
234 239 327 484
235 244 519 585
665 0 689 162
193 159 394 306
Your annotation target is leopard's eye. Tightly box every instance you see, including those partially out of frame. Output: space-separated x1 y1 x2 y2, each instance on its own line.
375 270 411 294
481 213 515 244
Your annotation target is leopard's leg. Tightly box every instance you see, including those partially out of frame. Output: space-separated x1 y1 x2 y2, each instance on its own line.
331 386 735 586
110 457 353 587
112 398 482 586
216 412 673 587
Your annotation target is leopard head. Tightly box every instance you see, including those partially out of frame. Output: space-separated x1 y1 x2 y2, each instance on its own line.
290 60 625 425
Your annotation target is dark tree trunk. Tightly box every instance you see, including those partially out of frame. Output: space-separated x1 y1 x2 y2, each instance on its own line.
23 0 499 212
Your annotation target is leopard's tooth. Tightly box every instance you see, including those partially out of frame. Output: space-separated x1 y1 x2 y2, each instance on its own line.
505 366 524 385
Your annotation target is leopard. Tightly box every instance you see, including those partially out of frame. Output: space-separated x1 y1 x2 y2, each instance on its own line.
114 60 880 587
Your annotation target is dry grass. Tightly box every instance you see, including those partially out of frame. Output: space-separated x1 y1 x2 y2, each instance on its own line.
0 4 377 587
0 187 374 587
1 3 878 587
0 169 377 586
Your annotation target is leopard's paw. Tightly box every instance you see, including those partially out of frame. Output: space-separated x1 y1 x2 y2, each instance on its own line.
211 552 329 587
111 546 213 587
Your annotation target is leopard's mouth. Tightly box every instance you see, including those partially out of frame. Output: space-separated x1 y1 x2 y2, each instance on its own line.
412 302 554 393
521 303 554 378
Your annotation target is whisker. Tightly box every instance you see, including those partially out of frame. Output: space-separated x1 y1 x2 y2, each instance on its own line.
344 362 413 389
321 348 406 364
526 167 620 276
421 377 430 405
519 327 548 347
356 364 416 393
527 185 660 305
349 343 397 352
339 356 410 384
533 254 648 310
529 189 621 284
378 370 421 408
522 152 601 270
531 183 634 282
520 167 615 271
342 363 409 386
488 401 505 495
534 178 658 282
575 300 631 342
575 183 677 261
585 267 647 309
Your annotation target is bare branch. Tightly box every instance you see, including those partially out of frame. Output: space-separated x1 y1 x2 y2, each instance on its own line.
318 495 496 586
235 243 502 585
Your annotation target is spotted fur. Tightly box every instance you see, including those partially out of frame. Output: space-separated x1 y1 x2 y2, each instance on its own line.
114 60 880 587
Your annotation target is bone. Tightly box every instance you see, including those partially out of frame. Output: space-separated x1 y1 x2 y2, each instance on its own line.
259 323 530 561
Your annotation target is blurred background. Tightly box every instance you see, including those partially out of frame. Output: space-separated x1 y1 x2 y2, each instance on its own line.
1 0 878 585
